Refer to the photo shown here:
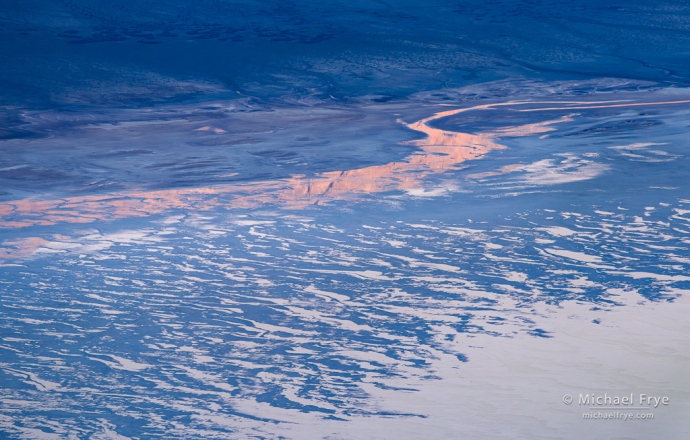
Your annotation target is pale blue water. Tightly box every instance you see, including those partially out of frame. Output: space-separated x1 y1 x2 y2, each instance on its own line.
2 1 690 439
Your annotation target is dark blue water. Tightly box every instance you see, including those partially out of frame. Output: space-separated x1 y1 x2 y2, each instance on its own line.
2 2 690 438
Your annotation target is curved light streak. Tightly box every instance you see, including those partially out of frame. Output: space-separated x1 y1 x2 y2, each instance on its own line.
1 97 689 259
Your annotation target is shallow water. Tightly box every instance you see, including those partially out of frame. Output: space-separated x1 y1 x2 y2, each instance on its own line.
2 80 690 438
3 1 690 438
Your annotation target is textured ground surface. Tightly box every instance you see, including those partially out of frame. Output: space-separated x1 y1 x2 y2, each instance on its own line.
2 1 690 439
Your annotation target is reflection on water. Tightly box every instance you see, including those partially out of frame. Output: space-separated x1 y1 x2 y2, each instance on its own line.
1 98 690 259
2 90 690 438
2 191 690 437
0 102 601 225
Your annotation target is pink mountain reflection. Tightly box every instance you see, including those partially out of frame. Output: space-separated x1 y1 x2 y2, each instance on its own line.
3 98 688 259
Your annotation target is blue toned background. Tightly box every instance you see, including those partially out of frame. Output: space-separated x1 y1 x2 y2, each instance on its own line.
1 1 690 439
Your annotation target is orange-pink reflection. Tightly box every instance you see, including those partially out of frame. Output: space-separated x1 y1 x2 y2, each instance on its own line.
2 98 689 259
0 101 569 236
0 237 49 259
